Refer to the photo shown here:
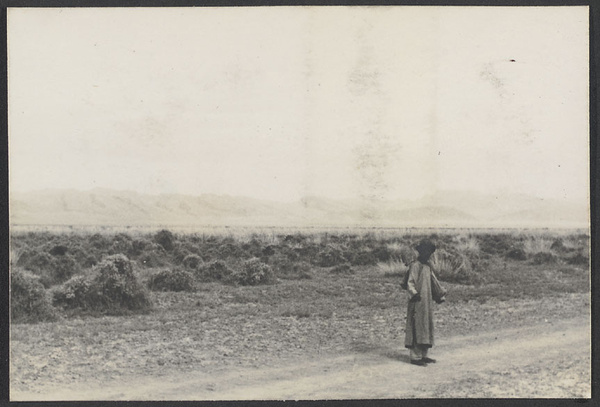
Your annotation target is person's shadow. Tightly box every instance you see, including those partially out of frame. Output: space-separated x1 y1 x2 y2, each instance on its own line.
351 341 413 364
382 349 411 364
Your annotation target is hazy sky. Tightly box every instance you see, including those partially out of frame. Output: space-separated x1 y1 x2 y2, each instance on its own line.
8 7 589 203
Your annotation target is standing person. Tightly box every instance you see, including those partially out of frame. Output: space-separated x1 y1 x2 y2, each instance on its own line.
404 239 441 366
400 245 446 301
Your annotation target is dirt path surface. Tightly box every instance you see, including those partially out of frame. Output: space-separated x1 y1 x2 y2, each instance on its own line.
12 315 590 400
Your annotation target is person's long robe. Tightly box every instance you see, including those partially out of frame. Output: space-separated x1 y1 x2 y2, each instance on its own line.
404 261 435 348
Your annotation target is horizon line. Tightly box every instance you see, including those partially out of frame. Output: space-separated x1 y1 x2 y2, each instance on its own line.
9 186 589 206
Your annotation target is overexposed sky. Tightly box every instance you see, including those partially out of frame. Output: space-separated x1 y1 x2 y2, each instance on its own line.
8 7 589 203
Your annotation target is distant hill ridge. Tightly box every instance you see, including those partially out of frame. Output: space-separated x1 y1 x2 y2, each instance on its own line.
9 188 589 228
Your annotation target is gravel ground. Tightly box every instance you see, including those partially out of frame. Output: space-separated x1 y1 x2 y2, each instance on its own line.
10 283 590 400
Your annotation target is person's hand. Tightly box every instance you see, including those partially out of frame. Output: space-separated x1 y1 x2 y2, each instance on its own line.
410 293 421 302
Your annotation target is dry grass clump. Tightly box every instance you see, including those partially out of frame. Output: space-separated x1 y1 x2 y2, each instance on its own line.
522 236 554 255
377 259 405 277
385 242 404 256
517 235 589 266
433 249 482 285
453 234 481 255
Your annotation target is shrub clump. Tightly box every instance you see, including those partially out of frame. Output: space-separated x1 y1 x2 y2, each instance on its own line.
331 263 354 274
196 260 233 282
88 233 110 250
154 229 176 251
349 250 378 266
315 245 347 267
228 258 276 286
505 248 527 261
550 239 568 253
261 245 278 257
565 252 589 266
371 245 392 262
51 275 93 310
270 254 313 280
531 252 559 265
109 235 134 256
148 269 195 292
217 243 249 260
17 250 78 287
49 245 69 256
478 234 514 256
11 268 59 323
138 243 168 268
53 254 152 315
182 254 203 270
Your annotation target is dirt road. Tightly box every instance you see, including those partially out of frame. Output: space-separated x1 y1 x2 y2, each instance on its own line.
12 315 590 400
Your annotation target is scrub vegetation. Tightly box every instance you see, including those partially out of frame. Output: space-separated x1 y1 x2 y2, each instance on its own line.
9 227 590 398
9 228 590 322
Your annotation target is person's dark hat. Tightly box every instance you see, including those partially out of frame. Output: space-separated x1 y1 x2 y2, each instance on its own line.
415 239 436 258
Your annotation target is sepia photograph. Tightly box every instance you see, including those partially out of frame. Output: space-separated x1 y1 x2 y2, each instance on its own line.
7 6 591 400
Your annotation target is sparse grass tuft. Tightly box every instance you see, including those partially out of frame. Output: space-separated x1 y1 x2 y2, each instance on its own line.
377 259 405 277
454 234 481 255
522 236 554 255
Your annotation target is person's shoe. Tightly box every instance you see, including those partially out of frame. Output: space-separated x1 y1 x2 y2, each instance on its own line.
410 359 427 366
422 357 436 363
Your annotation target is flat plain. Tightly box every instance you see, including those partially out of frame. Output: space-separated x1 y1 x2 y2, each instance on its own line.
9 228 591 399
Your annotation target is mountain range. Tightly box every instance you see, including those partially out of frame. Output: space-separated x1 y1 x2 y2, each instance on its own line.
9 188 589 229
